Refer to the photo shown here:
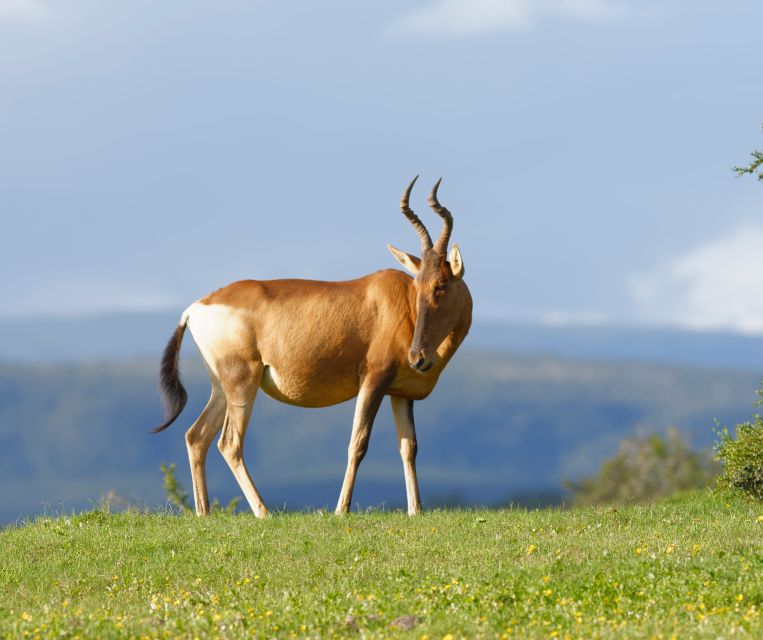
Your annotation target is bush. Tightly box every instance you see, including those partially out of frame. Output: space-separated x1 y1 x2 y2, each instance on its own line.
160 462 191 512
715 416 763 500
566 428 719 506
160 463 240 514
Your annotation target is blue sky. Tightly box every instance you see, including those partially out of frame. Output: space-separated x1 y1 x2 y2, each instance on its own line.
1 0 762 332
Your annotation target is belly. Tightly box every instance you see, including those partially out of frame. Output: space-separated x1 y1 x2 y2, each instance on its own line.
259 363 360 408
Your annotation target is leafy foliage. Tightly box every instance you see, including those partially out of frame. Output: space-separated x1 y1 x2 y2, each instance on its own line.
160 463 191 512
733 150 763 181
160 462 240 514
733 125 763 181
715 401 763 500
566 428 719 505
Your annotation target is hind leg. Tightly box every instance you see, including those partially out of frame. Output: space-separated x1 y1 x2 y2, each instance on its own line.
217 357 269 518
185 382 226 516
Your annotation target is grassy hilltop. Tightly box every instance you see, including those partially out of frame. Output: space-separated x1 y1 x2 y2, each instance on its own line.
2 491 762 639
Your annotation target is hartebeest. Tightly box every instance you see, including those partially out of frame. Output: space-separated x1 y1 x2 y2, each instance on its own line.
153 177 472 516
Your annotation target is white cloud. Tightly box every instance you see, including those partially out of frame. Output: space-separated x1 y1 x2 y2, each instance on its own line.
0 0 48 23
386 0 630 38
630 225 763 334
538 310 610 328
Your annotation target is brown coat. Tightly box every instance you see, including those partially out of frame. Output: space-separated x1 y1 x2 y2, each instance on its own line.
153 177 472 517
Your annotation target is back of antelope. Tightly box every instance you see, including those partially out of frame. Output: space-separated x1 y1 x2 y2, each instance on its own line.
153 177 472 516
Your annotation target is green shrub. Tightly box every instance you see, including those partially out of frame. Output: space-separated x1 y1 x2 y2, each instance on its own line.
160 462 240 514
715 416 763 500
566 428 719 506
160 462 191 512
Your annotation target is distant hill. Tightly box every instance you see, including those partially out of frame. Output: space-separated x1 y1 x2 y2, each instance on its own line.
470 320 763 370
2 311 763 370
1 349 760 523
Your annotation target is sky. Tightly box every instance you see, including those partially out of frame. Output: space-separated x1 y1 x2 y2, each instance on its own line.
1 0 762 332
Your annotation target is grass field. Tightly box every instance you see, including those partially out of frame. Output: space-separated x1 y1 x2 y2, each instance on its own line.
1 491 762 639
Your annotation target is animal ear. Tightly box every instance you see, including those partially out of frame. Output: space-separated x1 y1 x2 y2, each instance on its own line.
387 244 421 275
448 244 464 279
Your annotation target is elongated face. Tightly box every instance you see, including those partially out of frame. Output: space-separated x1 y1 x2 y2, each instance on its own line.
388 244 466 372
389 176 466 372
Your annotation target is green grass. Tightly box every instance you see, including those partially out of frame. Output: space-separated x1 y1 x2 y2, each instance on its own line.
1 491 762 639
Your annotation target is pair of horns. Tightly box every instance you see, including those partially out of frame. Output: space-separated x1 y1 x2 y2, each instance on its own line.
400 175 453 256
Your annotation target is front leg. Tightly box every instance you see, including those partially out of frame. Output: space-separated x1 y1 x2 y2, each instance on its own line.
335 379 386 515
390 396 422 515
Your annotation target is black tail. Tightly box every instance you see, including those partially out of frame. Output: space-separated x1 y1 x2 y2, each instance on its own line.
152 321 189 433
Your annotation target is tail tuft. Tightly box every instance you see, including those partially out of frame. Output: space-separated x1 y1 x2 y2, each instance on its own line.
152 321 189 433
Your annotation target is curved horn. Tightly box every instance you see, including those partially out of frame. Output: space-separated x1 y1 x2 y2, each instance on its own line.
428 177 453 255
400 175 433 254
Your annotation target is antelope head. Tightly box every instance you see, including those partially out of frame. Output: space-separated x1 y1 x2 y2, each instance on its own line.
388 176 467 373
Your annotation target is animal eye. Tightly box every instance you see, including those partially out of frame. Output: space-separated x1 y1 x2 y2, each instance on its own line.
433 284 448 297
